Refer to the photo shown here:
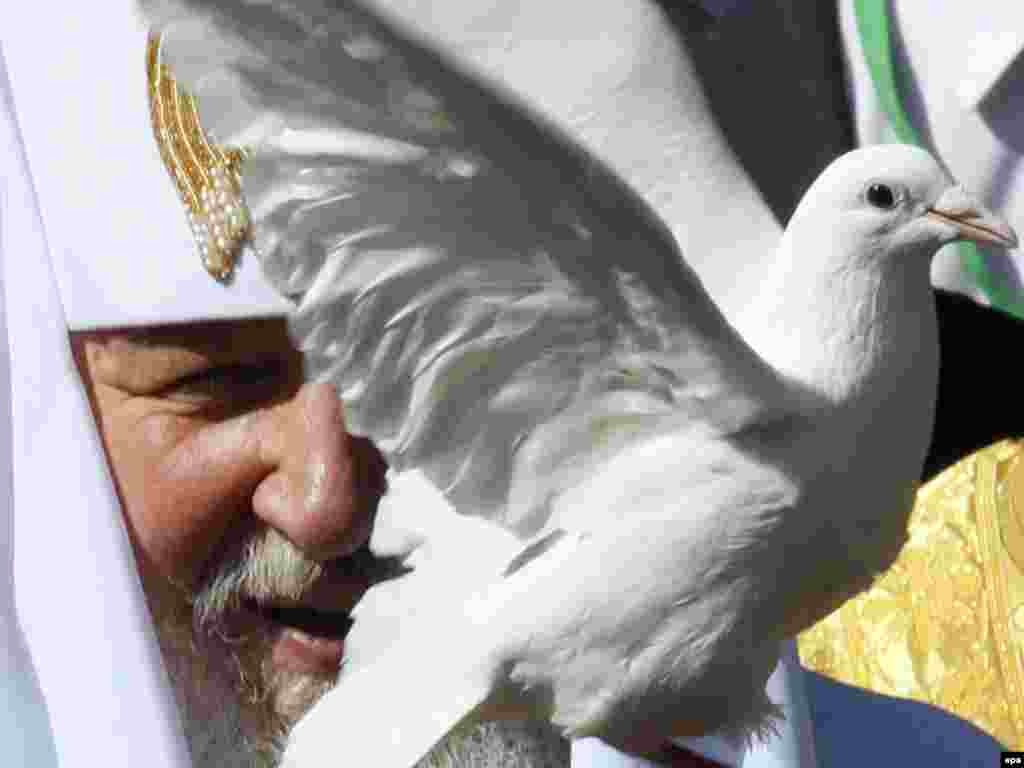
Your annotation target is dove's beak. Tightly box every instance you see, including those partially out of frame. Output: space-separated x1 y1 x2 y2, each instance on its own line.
926 187 1018 249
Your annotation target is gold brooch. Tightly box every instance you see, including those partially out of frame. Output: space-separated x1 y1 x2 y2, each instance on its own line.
146 32 250 281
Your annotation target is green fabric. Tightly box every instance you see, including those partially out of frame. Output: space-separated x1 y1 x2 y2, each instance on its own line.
854 0 1024 319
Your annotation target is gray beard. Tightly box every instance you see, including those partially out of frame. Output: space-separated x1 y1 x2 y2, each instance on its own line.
162 632 570 768
155 529 572 766
416 720 571 768
176 679 572 768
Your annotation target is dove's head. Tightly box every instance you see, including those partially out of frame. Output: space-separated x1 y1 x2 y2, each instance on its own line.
785 144 1017 270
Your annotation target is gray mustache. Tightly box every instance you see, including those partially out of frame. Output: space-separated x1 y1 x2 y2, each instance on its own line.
191 529 410 631
193 528 322 629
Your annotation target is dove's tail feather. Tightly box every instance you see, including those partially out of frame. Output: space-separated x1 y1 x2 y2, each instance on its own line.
282 630 500 768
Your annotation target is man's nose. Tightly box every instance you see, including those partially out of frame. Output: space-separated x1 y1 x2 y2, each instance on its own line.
252 382 387 561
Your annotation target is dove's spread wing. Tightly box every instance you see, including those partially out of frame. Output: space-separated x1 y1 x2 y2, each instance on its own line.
143 0 793 534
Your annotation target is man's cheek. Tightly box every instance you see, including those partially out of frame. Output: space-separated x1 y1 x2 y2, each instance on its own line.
123 477 239 590
121 416 263 588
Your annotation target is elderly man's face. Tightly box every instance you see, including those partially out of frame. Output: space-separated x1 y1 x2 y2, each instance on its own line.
70 317 571 767
71 317 387 762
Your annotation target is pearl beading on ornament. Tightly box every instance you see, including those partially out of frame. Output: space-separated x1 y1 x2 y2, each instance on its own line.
189 166 251 280
147 33 251 281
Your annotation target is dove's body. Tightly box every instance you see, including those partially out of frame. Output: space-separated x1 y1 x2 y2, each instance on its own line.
347 190 942 754
137 1 1015 765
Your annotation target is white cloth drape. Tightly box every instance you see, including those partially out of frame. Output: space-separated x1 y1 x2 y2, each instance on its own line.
0 40 190 768
0 44 59 768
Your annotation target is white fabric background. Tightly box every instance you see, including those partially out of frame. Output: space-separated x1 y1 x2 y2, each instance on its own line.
0 45 60 766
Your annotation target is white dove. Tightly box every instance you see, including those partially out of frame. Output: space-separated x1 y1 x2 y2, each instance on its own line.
138 0 1018 764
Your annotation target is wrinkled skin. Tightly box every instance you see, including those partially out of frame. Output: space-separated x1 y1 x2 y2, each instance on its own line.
72 317 384 596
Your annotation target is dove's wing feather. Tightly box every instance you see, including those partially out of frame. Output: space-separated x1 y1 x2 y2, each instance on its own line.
144 0 794 535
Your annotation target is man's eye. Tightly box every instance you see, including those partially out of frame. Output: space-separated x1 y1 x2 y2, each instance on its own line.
166 363 289 402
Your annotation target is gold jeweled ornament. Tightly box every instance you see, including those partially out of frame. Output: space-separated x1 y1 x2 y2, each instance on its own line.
146 33 250 281
799 440 1024 748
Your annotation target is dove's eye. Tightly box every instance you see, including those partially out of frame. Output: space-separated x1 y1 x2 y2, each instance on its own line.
865 183 898 210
